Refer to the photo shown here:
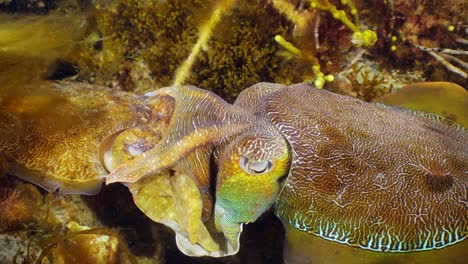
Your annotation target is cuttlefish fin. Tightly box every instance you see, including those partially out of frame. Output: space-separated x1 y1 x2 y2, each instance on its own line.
377 82 467 128
105 85 250 185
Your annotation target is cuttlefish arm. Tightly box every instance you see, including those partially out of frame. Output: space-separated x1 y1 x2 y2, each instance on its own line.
267 84 467 260
105 85 251 193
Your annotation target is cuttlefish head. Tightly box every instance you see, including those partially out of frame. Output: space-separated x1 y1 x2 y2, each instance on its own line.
104 85 291 256
213 128 291 252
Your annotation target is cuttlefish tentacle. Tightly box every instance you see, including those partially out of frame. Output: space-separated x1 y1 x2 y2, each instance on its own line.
99 94 176 173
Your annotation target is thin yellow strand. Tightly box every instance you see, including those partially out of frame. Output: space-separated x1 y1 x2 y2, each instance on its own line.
173 0 236 85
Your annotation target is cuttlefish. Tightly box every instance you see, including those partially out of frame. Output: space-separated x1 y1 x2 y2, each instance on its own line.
1 81 466 263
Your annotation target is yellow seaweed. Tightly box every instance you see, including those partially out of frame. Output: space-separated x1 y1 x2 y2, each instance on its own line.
378 82 468 127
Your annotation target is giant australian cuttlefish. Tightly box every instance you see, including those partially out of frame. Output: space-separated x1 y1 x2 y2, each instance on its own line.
0 82 466 263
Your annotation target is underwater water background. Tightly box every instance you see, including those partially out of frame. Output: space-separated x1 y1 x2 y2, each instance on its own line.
0 0 467 263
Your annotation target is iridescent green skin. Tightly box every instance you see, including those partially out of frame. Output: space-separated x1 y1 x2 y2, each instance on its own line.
105 84 294 252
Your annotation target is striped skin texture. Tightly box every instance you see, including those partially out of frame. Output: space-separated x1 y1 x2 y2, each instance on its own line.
267 83 467 252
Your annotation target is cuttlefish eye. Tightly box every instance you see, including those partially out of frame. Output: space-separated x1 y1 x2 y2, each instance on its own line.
239 156 273 174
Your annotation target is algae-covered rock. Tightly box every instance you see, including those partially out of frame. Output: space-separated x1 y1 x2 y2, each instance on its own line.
378 82 468 127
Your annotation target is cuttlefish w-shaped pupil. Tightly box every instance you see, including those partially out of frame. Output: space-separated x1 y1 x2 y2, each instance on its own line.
424 173 454 193
240 157 273 174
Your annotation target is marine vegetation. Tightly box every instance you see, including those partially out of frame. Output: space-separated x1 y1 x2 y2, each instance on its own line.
35 223 137 264
388 0 468 80
0 186 35 229
1 0 466 99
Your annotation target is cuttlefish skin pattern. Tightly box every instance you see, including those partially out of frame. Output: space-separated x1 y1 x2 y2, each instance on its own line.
269 84 467 252
0 82 152 194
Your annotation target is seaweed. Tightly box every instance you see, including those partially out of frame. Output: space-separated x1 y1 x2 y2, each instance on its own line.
35 226 138 264
383 0 467 81
12 243 36 264
77 0 302 101
76 0 213 89
0 12 95 105
348 63 392 101
192 1 299 102
331 61 393 102
0 184 42 230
